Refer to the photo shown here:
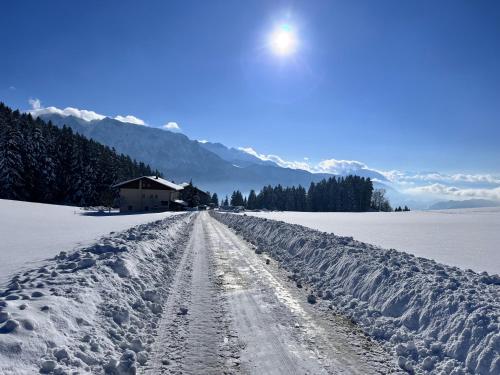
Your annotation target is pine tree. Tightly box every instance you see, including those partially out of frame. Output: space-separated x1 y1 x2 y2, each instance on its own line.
247 189 257 209
211 193 219 207
0 122 25 199
251 175 376 212
230 190 244 206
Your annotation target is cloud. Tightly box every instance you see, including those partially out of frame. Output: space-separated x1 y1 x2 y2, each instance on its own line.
29 104 105 122
381 170 500 185
238 147 382 177
163 122 180 130
316 159 368 175
114 115 146 126
27 99 147 125
198 139 208 143
406 183 500 201
29 98 41 110
9 86 16 91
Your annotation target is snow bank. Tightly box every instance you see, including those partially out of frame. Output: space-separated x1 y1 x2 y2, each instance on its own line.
213 212 500 375
245 208 500 274
0 213 193 374
0 199 183 286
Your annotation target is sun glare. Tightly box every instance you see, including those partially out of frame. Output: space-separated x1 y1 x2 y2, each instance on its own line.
269 23 297 56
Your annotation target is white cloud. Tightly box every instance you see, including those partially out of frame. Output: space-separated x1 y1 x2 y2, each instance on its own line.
316 159 368 175
163 122 180 130
381 171 500 185
238 147 381 176
407 183 500 201
114 115 146 126
27 99 147 125
29 98 41 110
198 139 208 144
29 105 106 122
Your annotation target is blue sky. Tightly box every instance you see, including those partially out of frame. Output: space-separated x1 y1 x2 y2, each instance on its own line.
1 1 500 201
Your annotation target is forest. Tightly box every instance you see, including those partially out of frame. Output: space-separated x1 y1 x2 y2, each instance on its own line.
0 103 159 206
225 175 391 212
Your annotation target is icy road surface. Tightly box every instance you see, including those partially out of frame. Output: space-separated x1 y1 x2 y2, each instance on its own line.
245 208 500 274
0 199 182 286
143 212 398 374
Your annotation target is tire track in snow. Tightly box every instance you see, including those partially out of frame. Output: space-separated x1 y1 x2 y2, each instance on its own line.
144 212 398 374
142 213 238 375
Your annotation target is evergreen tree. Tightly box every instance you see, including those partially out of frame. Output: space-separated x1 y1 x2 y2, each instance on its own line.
251 176 375 212
247 189 257 209
230 190 244 206
0 122 25 199
211 193 219 207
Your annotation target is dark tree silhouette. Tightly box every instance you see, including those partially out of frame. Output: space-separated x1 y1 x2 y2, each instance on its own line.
0 103 158 206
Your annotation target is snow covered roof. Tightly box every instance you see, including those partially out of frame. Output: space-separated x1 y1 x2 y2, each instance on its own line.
180 182 190 187
112 176 184 191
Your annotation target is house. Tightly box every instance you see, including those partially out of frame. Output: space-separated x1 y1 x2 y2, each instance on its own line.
113 176 186 212
179 182 211 207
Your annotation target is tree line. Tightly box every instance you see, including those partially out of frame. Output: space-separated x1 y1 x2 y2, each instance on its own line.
223 175 392 212
0 103 159 206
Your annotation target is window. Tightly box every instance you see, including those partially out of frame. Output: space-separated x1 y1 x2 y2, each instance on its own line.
150 194 153 198
142 194 145 198
155 194 158 198
128 206 133 211
161 201 168 206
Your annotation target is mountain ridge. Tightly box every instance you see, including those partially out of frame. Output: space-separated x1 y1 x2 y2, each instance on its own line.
39 113 344 195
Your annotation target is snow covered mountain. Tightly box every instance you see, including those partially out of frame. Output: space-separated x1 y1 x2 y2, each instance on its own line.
39 114 338 195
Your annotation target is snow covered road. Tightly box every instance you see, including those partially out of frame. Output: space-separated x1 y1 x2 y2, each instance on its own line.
143 212 398 374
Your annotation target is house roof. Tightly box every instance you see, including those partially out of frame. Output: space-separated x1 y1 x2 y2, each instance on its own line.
112 176 184 191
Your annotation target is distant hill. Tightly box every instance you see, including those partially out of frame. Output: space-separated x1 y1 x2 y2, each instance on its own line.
429 199 500 210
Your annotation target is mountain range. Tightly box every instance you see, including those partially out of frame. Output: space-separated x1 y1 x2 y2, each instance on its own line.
39 113 389 197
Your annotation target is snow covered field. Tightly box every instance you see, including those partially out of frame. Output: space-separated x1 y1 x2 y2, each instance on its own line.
246 208 500 274
0 199 182 286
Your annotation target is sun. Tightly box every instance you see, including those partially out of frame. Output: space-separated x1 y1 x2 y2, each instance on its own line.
269 23 297 56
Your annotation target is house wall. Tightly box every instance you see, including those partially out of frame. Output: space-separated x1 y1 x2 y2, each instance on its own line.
119 188 180 212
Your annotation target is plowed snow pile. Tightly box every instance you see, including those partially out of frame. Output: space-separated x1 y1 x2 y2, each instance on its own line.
213 212 500 375
0 213 193 374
